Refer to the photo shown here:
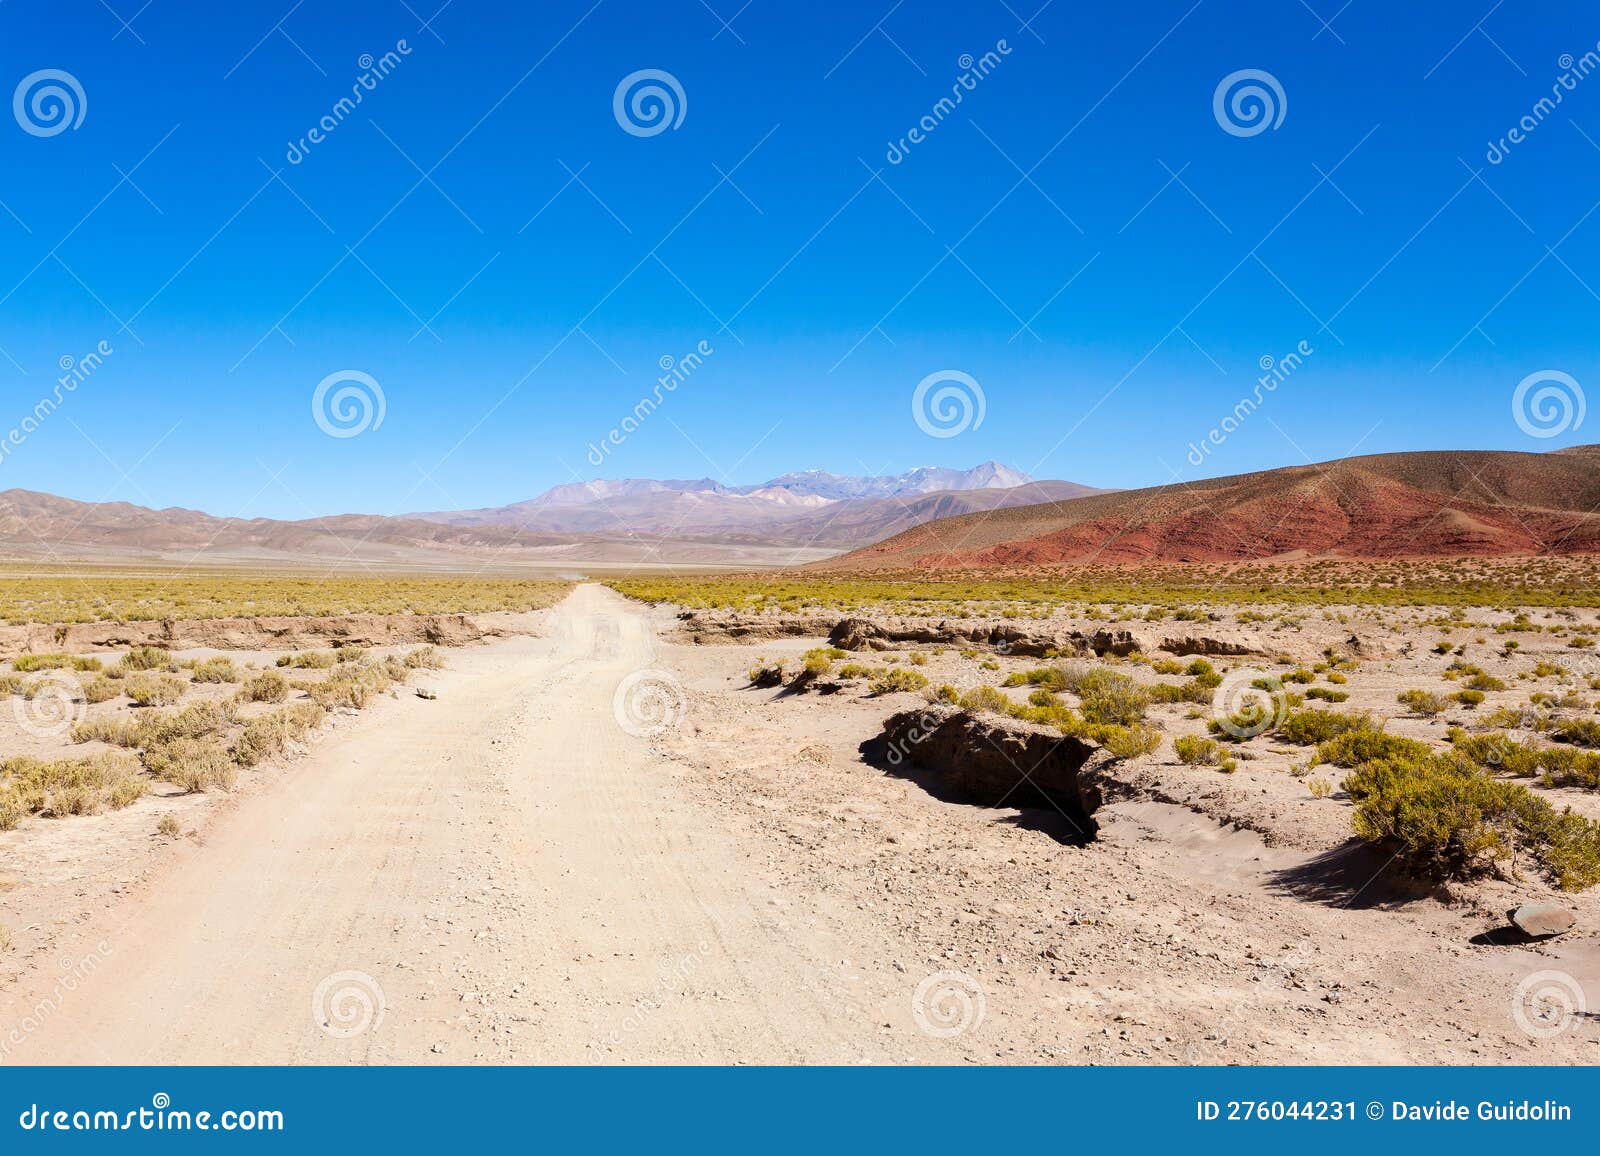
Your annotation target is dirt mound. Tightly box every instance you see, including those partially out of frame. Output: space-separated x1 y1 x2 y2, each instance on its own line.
875 706 1121 835
2 613 491 653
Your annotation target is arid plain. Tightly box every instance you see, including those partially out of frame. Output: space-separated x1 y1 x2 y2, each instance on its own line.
0 552 1596 1064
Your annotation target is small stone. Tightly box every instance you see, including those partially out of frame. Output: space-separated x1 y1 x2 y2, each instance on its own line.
1510 902 1575 939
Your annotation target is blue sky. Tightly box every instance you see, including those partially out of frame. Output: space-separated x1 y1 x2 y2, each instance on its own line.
1 0 1597 517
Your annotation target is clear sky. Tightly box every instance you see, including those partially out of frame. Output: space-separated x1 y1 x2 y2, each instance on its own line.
0 0 1597 518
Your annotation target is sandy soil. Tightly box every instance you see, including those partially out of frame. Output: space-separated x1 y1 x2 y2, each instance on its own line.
1 585 1596 1064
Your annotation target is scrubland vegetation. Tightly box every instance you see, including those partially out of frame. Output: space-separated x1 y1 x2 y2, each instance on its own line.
0 566 570 624
611 556 1600 613
721 575 1600 895
0 643 444 832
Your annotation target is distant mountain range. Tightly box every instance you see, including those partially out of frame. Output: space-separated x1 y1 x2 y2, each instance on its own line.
0 463 1096 569
832 446 1600 569
5 448 1600 572
412 462 1084 545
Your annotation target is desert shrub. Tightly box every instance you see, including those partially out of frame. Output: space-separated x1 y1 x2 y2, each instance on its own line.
1277 709 1374 746
239 670 290 703
143 738 238 793
835 663 875 680
869 668 929 696
1325 671 1348 684
1344 754 1600 889
70 716 141 747
1555 719 1600 749
17 677 74 702
1072 668 1150 726
1174 735 1221 765
403 646 445 669
0 751 147 822
121 646 174 671
933 684 959 703
747 661 785 688
189 656 238 683
1482 704 1554 731
1315 729 1434 768
156 814 182 838
276 650 337 669
1083 722 1162 760
305 661 403 710
231 702 326 766
335 645 368 663
73 699 242 752
1150 658 1183 675
1149 678 1213 704
1465 673 1507 693
958 685 1012 714
1450 731 1600 789
125 673 187 707
1283 668 1316 684
801 648 835 676
1307 778 1333 798
79 675 122 704
1451 689 1485 708
1396 689 1449 717
10 653 53 672
1305 687 1349 703
0 674 20 695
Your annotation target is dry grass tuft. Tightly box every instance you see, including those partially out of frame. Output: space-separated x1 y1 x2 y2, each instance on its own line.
0 751 147 826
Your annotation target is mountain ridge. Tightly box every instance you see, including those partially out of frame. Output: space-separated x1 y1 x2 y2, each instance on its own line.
827 445 1600 569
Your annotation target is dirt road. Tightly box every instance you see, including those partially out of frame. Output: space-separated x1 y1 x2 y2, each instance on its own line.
3 585 964 1064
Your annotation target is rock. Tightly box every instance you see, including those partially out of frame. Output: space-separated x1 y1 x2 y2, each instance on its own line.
1083 629 1141 657
1510 902 1575 939
828 617 888 651
1160 635 1253 657
416 688 437 700
875 706 1122 834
